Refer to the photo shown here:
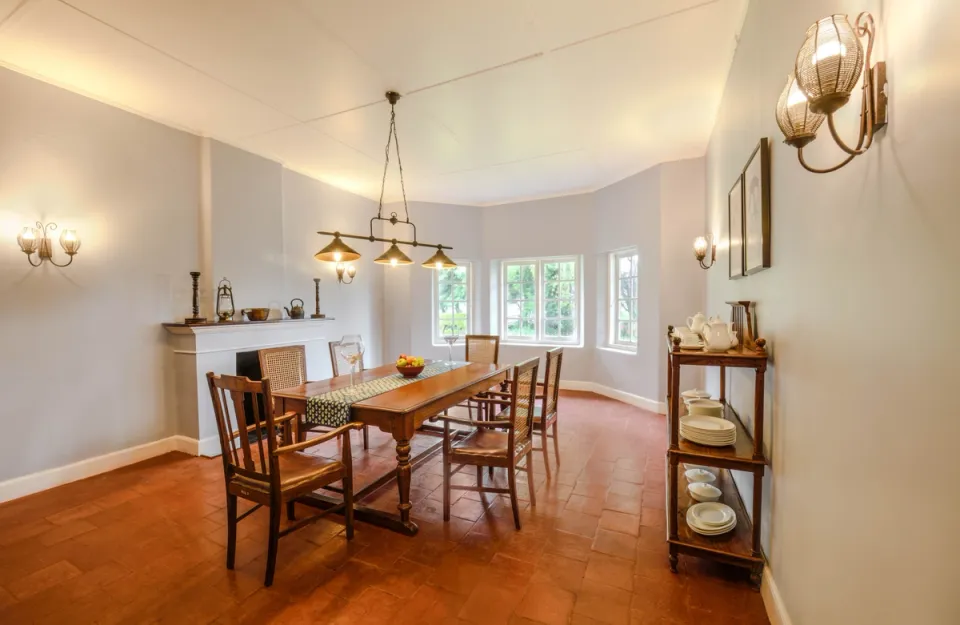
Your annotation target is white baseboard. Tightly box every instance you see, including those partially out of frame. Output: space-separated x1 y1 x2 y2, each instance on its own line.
761 566 793 625
560 380 666 414
0 434 222 504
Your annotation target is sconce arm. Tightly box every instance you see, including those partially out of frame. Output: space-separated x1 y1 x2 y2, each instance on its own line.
797 148 856 174
26 253 43 267
48 254 76 268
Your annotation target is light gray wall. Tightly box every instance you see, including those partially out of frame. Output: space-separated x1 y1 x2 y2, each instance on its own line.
0 67 200 482
705 0 960 623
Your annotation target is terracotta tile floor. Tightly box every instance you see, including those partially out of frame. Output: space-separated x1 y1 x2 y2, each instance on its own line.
0 391 769 625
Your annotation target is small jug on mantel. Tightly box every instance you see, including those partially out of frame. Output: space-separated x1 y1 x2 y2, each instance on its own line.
702 316 738 352
686 312 706 333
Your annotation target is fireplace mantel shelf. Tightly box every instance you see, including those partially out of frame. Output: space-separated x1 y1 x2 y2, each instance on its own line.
163 317 335 335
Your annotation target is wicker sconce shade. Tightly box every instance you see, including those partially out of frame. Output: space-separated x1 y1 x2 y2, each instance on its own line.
776 74 826 148
794 14 865 115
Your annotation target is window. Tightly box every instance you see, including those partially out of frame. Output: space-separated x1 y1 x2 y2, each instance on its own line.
610 250 639 347
433 263 471 342
502 257 579 344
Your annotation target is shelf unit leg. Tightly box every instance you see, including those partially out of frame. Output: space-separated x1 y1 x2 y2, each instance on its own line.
752 470 763 559
667 455 679 543
719 365 726 403
753 365 766 461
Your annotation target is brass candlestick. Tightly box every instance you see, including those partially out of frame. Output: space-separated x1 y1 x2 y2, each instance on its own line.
311 278 325 318
185 271 207 324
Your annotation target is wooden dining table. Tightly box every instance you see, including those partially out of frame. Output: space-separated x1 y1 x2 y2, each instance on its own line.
272 360 509 536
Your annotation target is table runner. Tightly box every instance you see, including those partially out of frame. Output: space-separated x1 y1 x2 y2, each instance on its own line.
305 361 468 427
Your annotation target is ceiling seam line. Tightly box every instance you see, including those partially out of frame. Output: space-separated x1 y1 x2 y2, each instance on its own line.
0 0 34 31
53 0 301 125
549 0 721 53
438 148 587 176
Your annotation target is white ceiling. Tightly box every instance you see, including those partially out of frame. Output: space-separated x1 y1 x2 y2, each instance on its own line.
0 0 747 206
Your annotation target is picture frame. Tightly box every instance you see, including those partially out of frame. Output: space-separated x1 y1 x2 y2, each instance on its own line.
728 174 744 280
742 137 771 275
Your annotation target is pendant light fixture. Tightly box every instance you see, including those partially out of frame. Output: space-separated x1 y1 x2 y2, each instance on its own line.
314 91 455 269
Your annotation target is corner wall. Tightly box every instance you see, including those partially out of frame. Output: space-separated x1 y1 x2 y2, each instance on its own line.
705 0 960 623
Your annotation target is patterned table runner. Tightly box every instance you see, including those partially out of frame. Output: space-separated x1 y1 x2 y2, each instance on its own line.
306 361 469 428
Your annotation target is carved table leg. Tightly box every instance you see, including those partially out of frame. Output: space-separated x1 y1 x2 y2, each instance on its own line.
395 437 416 533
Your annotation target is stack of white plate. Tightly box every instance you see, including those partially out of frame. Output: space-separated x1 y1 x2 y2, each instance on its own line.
686 502 737 536
680 415 736 447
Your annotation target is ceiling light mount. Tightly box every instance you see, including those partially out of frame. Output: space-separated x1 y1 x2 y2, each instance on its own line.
315 91 455 269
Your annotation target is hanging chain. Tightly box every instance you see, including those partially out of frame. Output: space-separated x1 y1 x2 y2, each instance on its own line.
375 101 411 223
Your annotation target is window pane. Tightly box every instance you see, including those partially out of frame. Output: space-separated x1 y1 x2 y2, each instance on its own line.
544 263 560 280
619 277 634 299
631 321 638 343
506 302 521 317
619 300 632 321
454 301 467 314
630 299 638 321
556 282 574 298
545 282 559 298
544 300 559 318
544 320 560 336
522 300 536 317
506 265 521 281
559 300 574 317
508 283 523 300
439 301 452 314
521 319 536 336
558 261 576 280
520 264 536 281
618 321 631 342
506 318 521 334
522 282 536 299
452 284 467 300
439 282 453 299
560 319 575 336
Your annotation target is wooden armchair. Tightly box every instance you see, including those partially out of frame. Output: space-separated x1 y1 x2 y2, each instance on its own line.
206 372 361 587
440 356 539 530
458 334 501 418
534 347 563 477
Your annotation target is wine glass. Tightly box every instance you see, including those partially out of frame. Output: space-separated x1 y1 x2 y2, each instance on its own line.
337 334 365 390
442 324 460 366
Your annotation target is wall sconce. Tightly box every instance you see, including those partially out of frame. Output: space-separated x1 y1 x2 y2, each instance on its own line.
776 12 888 173
335 262 356 284
693 234 716 270
17 221 81 267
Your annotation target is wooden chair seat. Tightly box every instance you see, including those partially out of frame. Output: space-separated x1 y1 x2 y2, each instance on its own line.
232 453 344 495
451 430 530 459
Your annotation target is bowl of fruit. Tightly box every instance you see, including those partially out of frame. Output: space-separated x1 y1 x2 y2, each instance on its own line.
395 354 425 377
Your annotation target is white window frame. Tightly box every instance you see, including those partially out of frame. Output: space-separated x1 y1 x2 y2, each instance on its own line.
500 256 580 345
432 261 472 344
608 248 639 349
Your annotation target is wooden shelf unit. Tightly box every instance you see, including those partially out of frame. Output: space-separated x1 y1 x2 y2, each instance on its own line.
665 328 768 587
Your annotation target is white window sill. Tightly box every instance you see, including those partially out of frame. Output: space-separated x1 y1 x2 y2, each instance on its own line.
597 345 637 355
500 342 583 349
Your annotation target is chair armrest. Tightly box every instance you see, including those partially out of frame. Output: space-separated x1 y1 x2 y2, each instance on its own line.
436 415 512 429
274 411 299 425
470 396 512 406
274 422 363 455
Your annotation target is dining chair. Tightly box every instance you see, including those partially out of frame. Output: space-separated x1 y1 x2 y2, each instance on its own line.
459 334 501 419
206 372 361 587
327 339 371 449
533 347 563 477
439 356 539 530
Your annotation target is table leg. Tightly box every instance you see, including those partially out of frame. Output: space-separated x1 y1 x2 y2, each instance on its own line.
395 437 415 532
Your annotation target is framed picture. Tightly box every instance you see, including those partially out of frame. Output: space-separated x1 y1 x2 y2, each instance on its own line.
742 138 771 275
728 175 744 280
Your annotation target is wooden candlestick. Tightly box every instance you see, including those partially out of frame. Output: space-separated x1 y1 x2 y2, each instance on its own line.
311 278 325 319
185 271 207 324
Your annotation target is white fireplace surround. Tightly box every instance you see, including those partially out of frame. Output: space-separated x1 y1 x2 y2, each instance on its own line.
164 319 335 456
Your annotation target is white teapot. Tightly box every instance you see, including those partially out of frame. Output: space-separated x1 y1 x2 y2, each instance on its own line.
702 316 738 352
686 312 706 334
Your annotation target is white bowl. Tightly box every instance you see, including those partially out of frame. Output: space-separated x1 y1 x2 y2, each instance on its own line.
684 468 716 484
687 399 723 417
688 482 722 502
681 389 712 400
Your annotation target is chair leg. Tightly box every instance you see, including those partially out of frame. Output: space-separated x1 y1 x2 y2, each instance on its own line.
527 453 537 508
264 500 281 587
225 493 237 570
344 475 355 540
442 422 451 522
552 420 561 466
541 425 551 479
286 501 296 521
489 466 494 478
508 464 521 530
362 425 369 450
476 465 483 487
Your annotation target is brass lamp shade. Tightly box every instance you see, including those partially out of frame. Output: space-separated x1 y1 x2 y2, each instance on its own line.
422 248 457 269
794 14 864 115
314 234 361 263
374 243 413 266
776 74 825 148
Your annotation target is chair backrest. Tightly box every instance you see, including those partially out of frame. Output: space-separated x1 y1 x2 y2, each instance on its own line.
507 356 540 450
258 345 306 391
465 334 500 365
206 372 280 484
328 338 365 377
541 347 564 417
